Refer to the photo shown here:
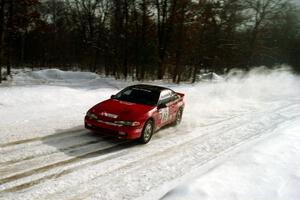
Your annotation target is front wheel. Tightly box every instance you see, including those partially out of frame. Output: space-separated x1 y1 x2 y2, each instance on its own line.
139 120 154 144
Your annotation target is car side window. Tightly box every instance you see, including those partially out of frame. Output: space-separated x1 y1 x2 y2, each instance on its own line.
123 89 132 96
170 92 179 102
159 90 172 105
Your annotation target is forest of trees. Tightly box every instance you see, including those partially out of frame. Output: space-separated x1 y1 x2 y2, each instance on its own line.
0 0 300 83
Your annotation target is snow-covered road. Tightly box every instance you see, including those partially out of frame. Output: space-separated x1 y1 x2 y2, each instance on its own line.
0 68 299 200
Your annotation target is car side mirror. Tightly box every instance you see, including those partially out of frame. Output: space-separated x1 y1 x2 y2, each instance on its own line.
111 94 116 99
158 103 167 109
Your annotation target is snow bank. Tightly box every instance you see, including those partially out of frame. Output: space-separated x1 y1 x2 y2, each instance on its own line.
9 69 98 86
16 69 98 81
162 117 300 200
0 69 123 143
29 69 99 80
197 72 224 82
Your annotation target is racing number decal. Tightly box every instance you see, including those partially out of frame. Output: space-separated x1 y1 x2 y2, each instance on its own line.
159 107 169 123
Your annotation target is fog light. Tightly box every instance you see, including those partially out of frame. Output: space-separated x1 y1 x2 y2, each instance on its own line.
119 131 126 136
86 123 92 127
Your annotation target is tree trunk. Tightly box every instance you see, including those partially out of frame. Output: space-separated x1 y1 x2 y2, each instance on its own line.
122 0 129 80
173 1 186 84
0 0 4 83
20 33 26 64
192 65 198 83
6 0 13 76
140 0 147 81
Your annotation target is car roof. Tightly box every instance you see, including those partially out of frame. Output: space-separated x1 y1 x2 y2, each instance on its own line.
129 84 170 93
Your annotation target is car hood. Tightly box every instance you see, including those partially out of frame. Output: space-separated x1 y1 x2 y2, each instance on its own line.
90 99 155 121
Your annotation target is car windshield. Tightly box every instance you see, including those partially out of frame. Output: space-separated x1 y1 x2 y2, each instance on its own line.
114 87 160 106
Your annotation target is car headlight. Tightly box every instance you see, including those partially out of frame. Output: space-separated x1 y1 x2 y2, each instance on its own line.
86 111 97 119
114 121 140 126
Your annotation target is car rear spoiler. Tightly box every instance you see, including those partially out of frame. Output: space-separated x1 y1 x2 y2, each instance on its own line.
177 92 185 98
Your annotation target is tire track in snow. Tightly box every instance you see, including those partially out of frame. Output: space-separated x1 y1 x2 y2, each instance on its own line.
0 127 85 148
0 113 242 190
0 139 108 178
0 114 246 194
0 133 103 166
0 139 132 185
72 106 300 200
0 141 136 193
1 103 298 200
2 103 298 200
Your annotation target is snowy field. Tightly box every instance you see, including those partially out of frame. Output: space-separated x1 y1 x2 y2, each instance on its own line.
0 67 300 200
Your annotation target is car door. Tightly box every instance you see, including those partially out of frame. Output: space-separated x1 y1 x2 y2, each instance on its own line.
157 90 173 126
167 91 180 123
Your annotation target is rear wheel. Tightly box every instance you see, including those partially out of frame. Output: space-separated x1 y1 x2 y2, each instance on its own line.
174 108 183 125
139 119 154 144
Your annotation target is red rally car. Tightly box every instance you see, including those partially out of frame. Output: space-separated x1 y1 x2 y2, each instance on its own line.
85 84 185 144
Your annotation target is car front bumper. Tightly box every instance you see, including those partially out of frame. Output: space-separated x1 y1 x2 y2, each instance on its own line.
84 117 143 140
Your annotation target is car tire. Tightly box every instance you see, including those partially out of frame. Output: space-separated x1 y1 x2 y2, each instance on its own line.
139 119 154 144
174 107 183 125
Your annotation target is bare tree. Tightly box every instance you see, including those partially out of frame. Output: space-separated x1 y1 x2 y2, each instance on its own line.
172 0 191 83
244 0 289 66
154 0 177 79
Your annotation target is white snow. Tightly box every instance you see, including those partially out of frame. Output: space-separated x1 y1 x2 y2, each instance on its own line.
161 118 300 200
0 66 300 200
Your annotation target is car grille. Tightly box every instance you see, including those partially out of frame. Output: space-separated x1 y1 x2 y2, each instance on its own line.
96 119 122 127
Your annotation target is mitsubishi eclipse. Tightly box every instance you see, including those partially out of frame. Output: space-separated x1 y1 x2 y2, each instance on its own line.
85 84 185 144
